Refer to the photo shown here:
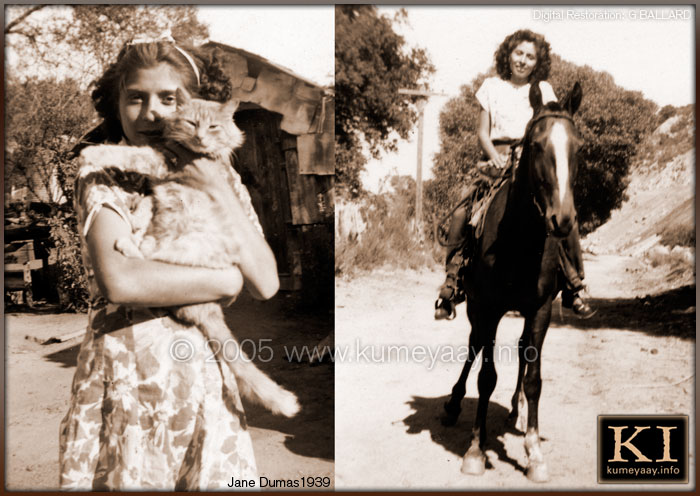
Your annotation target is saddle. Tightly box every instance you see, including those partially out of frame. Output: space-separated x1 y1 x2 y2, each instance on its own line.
436 144 520 252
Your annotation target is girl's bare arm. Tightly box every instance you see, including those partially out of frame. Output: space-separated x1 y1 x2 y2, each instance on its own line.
87 206 244 307
477 108 506 168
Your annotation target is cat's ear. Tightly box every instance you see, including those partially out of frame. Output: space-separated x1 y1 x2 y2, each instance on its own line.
222 98 240 118
176 88 192 108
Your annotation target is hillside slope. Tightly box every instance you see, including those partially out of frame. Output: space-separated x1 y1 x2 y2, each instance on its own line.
582 108 695 294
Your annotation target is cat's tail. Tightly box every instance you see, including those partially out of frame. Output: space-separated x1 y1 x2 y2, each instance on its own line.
227 343 301 418
176 304 301 418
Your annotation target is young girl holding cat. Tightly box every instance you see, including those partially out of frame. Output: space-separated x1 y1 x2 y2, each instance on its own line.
59 39 277 490
434 29 595 321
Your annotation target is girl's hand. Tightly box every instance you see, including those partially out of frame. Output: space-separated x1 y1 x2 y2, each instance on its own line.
216 267 245 300
489 152 507 169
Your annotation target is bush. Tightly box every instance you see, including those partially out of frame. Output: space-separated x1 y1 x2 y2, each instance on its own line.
48 209 89 312
336 178 440 275
659 223 695 249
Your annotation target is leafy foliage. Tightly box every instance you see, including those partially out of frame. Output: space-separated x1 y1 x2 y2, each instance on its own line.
426 55 659 234
637 104 695 171
335 177 439 276
48 208 90 312
6 5 209 86
335 5 434 196
659 223 695 249
5 77 94 204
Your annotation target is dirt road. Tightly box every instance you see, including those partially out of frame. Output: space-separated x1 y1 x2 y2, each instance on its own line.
5 293 333 490
335 253 695 489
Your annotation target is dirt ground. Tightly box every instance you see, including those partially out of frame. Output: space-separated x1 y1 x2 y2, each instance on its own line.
4 292 333 490
335 253 695 490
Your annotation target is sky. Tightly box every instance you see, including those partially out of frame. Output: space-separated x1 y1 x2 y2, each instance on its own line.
196 6 334 87
362 5 696 192
4 5 335 88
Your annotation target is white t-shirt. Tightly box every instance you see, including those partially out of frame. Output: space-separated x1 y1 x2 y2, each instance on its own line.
475 77 557 141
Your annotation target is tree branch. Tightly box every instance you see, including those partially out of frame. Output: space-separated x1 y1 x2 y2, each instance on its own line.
5 5 45 34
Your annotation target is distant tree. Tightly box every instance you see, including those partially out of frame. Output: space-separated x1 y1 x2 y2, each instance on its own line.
426 54 658 234
5 76 94 207
5 5 209 86
656 104 677 126
335 5 434 196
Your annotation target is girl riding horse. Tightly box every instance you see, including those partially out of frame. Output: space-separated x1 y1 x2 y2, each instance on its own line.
434 29 595 321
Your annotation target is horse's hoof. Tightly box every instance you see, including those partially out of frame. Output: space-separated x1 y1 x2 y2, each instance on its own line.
526 462 549 482
443 400 461 421
441 414 459 427
461 447 486 475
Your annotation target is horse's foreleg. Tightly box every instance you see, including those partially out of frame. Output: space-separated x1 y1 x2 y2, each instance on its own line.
522 304 552 482
443 330 482 426
508 333 528 432
462 343 497 475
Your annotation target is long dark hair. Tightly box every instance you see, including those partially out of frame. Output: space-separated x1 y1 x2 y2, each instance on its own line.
494 29 551 82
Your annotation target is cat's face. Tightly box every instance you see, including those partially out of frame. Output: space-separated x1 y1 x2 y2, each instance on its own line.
163 89 244 156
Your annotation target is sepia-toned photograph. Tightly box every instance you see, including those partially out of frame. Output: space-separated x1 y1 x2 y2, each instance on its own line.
335 5 694 490
3 2 696 493
5 5 334 490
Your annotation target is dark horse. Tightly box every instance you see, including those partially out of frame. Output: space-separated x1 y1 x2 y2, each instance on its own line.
442 82 584 482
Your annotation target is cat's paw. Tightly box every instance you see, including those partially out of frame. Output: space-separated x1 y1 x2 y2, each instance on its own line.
114 237 144 259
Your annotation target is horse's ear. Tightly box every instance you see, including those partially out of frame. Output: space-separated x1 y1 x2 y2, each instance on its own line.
564 82 583 115
529 82 544 113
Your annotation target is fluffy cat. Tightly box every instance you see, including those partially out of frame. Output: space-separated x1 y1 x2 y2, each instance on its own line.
78 89 300 417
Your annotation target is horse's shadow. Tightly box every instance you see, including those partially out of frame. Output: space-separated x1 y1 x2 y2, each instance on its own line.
403 395 530 474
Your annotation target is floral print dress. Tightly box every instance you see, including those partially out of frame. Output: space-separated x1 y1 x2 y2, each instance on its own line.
59 146 262 490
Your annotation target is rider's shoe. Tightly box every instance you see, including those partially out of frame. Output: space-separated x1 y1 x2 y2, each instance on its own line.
571 296 596 319
434 296 456 320
562 288 596 319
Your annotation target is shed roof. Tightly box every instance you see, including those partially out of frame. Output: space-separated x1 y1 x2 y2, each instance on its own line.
204 41 334 176
204 41 330 92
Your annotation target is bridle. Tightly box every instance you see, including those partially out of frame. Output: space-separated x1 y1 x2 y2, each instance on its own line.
521 111 577 227
523 111 575 144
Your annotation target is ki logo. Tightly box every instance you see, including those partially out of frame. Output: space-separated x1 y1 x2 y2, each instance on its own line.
607 425 678 462
598 415 688 484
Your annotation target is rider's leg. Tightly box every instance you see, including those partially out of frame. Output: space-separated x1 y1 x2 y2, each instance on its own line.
559 224 595 318
435 206 469 320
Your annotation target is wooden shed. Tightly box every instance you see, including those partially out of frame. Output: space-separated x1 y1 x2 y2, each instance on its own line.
204 42 334 304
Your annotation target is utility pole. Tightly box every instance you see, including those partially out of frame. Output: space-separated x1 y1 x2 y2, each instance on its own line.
398 88 448 233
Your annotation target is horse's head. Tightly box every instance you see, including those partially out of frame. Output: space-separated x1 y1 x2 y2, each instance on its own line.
524 82 583 237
